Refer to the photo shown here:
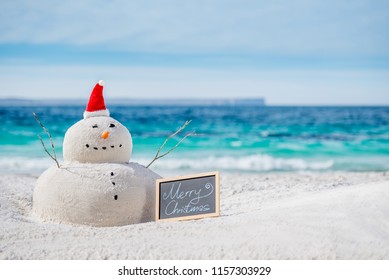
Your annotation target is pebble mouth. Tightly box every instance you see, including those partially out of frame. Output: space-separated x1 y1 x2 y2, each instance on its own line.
85 144 123 150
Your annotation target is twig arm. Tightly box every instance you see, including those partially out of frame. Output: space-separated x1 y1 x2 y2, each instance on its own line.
33 112 60 168
146 131 196 168
154 120 192 158
146 120 195 168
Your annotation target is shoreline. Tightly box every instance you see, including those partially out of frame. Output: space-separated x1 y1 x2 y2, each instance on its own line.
1 171 388 259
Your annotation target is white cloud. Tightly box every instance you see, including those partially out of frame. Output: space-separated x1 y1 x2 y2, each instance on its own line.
0 0 388 55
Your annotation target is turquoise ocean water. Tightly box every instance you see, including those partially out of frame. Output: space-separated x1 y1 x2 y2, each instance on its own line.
0 105 388 175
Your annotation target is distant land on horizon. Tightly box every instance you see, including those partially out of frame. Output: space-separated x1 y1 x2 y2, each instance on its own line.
1 98 388 107
0 98 266 107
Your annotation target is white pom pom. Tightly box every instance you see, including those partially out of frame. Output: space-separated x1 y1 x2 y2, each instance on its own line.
98 80 105 86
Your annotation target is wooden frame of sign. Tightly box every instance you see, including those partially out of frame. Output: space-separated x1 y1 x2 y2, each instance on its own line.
155 171 220 222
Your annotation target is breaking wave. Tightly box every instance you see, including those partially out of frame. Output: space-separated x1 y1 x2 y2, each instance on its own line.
2 154 388 176
146 154 334 173
0 154 335 175
0 157 55 176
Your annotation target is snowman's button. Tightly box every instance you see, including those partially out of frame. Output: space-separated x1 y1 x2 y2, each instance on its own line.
86 144 89 148
114 195 118 200
112 182 116 186
119 144 122 147
111 172 114 176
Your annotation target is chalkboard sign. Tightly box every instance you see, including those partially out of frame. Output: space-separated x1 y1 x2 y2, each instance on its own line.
156 171 220 222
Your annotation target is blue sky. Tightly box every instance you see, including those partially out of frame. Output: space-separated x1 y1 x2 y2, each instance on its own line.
0 0 388 104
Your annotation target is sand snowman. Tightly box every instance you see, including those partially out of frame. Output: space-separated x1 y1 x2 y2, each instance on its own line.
33 81 161 226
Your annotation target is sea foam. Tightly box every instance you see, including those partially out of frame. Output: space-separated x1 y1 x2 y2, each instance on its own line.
0 154 335 175
138 154 334 174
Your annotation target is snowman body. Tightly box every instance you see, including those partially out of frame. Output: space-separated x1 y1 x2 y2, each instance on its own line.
33 162 159 226
32 81 161 226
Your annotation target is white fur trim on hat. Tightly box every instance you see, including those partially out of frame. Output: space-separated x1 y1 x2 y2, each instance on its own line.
83 109 110 119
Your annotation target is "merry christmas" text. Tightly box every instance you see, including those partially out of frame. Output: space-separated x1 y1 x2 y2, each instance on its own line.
162 182 214 216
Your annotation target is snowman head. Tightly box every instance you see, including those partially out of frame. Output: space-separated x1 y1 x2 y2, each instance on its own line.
63 81 133 163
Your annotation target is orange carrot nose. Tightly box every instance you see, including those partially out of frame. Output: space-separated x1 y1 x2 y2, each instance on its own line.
101 131 109 139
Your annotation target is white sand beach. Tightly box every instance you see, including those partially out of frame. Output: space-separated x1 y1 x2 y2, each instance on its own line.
0 171 388 259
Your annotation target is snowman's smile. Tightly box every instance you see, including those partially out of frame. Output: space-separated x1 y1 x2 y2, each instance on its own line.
85 143 123 150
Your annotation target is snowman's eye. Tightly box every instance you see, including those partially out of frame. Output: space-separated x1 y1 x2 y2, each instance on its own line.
92 124 98 128
109 123 116 128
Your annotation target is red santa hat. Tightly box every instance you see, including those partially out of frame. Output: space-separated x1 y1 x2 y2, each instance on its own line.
83 80 110 119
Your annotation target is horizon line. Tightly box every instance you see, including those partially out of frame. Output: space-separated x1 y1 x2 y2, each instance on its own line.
0 97 388 107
